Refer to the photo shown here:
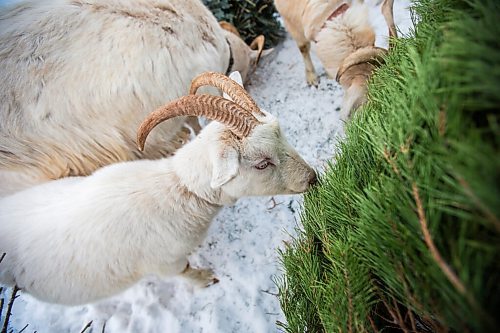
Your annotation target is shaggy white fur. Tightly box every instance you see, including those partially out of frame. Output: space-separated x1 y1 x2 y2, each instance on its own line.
0 73 316 305
0 0 268 197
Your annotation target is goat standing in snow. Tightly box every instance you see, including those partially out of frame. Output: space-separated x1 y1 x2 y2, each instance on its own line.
274 0 397 119
0 71 317 305
0 0 271 196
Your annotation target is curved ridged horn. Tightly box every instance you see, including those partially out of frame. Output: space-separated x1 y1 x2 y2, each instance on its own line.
381 0 397 48
189 71 264 117
137 95 260 150
336 46 387 82
249 35 265 64
219 21 241 37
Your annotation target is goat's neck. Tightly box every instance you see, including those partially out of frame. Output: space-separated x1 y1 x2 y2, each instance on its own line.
172 138 237 207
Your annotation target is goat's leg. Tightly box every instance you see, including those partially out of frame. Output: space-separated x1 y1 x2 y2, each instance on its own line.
298 42 319 87
281 16 319 86
181 262 219 287
381 0 397 47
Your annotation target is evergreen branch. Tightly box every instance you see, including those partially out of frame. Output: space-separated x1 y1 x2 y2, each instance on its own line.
382 148 400 175
457 176 500 232
367 315 379 333
375 273 427 332
438 106 446 137
412 182 466 295
392 297 409 333
406 308 416 332
278 0 500 330
422 316 447 333
342 267 353 333
395 263 419 330
389 221 430 331
412 182 492 328
375 312 396 328
377 290 401 328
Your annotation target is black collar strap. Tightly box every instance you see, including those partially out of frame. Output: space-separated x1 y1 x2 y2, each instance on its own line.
225 38 234 76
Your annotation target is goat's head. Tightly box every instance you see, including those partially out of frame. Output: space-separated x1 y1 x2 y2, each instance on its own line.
220 21 273 82
336 46 387 119
137 71 317 197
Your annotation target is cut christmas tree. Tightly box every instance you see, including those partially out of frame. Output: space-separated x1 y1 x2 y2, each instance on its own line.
278 0 500 331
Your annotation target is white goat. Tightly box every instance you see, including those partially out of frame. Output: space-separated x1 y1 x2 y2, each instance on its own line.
0 71 317 305
0 0 270 197
274 0 396 118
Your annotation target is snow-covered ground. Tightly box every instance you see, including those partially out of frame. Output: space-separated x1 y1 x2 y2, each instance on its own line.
3 1 412 332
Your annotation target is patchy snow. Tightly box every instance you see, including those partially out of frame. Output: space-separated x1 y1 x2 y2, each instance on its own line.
2 1 412 332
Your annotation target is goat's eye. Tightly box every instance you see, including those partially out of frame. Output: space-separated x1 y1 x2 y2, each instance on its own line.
255 160 271 170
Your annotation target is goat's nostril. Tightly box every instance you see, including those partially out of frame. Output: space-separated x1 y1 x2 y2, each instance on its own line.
308 172 318 186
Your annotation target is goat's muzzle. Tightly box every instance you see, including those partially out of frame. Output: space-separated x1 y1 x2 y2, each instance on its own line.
308 171 318 187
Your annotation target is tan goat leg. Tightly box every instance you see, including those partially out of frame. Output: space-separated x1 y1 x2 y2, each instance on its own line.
298 41 319 87
382 0 397 46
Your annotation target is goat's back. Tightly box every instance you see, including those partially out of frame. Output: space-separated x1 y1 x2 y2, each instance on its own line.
314 2 375 78
0 0 228 195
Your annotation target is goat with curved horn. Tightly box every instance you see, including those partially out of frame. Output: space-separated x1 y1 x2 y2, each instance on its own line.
218 22 273 82
0 0 276 197
137 95 260 150
189 72 264 116
0 70 316 305
275 0 399 119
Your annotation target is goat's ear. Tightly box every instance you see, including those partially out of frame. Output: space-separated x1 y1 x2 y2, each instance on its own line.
229 71 243 86
223 71 244 101
210 145 240 189
250 48 274 66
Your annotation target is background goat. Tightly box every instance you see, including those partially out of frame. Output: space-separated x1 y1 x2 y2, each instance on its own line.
0 0 270 196
274 0 396 118
0 71 317 305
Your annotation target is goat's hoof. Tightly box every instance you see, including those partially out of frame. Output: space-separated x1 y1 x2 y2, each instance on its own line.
306 75 319 87
182 265 219 287
197 269 219 288
207 277 220 287
198 273 219 288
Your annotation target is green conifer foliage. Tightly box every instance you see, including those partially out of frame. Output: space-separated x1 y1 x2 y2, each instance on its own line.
202 0 284 48
278 0 500 331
